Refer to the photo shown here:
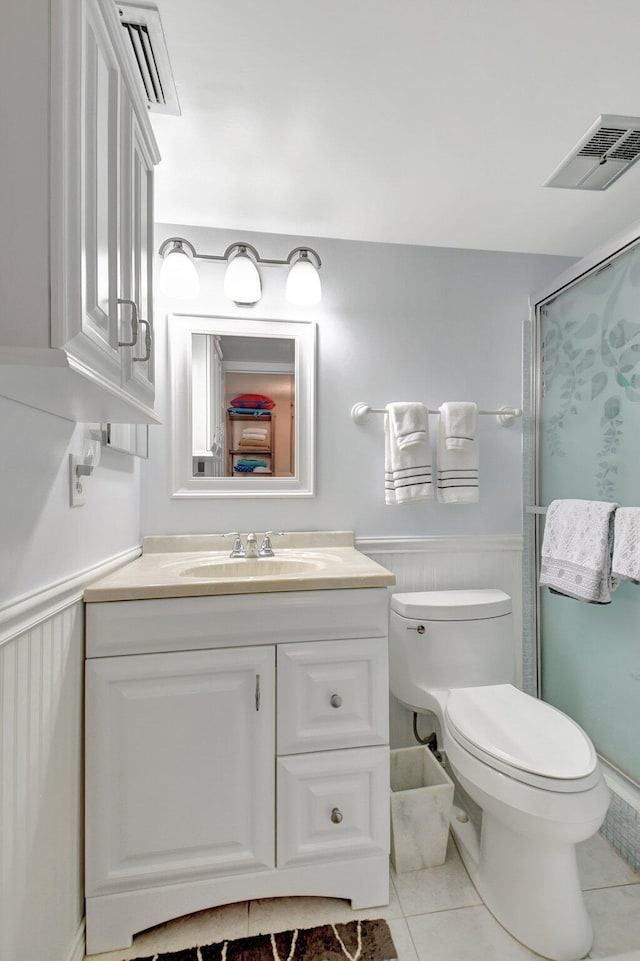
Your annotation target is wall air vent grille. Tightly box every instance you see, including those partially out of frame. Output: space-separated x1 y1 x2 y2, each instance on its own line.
544 115 640 191
118 3 180 116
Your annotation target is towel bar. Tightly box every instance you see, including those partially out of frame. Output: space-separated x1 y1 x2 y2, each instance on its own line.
351 402 523 428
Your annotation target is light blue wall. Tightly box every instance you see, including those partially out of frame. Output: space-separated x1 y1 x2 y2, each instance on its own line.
142 224 574 539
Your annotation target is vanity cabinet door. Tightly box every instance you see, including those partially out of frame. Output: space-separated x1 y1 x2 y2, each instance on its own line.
277 637 389 754
85 646 275 896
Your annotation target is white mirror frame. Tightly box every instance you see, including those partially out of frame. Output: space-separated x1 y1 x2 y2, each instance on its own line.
170 313 316 497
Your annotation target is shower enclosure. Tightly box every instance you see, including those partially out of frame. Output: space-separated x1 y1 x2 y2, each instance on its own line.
527 224 640 794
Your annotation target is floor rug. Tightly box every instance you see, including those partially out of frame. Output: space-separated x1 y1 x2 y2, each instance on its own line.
128 919 397 961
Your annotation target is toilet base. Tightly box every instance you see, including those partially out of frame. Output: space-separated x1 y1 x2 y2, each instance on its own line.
450 806 592 961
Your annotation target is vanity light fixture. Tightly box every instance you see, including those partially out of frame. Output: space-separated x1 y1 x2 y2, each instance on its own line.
159 239 200 299
158 236 322 306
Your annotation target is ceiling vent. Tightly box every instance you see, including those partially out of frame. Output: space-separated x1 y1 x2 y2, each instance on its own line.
544 115 640 190
117 2 180 116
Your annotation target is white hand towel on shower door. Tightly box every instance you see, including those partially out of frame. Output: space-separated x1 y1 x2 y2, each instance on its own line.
436 405 479 503
612 507 640 583
539 499 619 603
384 403 433 504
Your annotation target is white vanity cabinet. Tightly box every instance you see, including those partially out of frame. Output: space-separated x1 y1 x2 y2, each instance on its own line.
84 588 391 955
0 0 160 423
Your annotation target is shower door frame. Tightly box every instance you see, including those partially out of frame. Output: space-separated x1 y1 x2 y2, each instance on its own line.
525 217 640 699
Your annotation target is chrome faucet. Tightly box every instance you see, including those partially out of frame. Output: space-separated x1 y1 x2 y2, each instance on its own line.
222 531 285 558
259 531 285 557
223 532 245 558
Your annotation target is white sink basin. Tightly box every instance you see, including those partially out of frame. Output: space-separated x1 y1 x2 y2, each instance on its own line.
181 556 328 579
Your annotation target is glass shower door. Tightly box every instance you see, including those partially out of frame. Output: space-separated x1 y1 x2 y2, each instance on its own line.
538 239 640 784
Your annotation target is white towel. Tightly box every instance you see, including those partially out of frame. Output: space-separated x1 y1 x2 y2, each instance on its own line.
436 405 479 504
387 402 429 449
612 507 640 584
242 430 268 439
540 499 619 603
440 402 478 451
384 403 433 505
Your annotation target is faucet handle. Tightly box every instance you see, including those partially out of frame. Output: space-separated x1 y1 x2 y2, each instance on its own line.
259 531 285 556
222 532 245 557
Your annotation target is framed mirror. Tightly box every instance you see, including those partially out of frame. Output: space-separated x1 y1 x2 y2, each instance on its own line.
170 314 316 497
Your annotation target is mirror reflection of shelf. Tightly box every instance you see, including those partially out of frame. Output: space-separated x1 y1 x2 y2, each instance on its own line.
226 410 275 476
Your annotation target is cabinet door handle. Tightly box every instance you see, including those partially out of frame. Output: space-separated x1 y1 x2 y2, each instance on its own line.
330 807 343 824
330 693 342 708
133 319 152 362
117 298 139 347
255 674 260 712
407 624 426 634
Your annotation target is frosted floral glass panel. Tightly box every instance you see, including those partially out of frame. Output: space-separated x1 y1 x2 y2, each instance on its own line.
539 240 640 784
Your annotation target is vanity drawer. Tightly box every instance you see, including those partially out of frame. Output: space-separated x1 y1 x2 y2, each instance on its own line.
276 746 389 867
277 637 389 755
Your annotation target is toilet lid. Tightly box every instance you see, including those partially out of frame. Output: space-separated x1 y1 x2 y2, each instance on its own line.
391 589 511 620
445 685 597 780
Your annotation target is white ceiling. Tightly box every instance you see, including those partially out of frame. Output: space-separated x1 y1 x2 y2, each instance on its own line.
151 0 640 257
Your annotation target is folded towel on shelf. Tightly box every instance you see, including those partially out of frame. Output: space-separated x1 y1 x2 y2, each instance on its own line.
242 426 267 435
384 403 433 505
227 407 271 418
230 393 275 410
436 405 479 504
242 430 268 439
387 402 429 449
237 458 268 468
238 438 270 449
440 402 478 451
539 499 619 603
612 507 640 584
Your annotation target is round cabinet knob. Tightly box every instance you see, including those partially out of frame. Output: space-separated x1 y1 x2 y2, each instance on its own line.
407 624 426 634
331 807 343 824
330 693 342 708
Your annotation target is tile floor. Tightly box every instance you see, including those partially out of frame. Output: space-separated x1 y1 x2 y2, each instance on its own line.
86 834 640 961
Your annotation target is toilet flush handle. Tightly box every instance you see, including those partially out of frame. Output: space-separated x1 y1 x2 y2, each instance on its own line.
407 624 425 634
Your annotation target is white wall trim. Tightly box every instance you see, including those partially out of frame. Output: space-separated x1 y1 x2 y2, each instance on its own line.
65 920 85 961
357 534 523 555
0 546 142 647
600 755 640 813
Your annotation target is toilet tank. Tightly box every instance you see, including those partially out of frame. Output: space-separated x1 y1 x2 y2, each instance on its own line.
389 590 515 712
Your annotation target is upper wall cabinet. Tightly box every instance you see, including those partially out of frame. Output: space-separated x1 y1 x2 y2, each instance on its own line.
0 0 160 423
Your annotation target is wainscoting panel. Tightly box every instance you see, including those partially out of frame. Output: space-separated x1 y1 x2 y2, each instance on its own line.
357 535 523 750
0 548 140 961
0 603 83 961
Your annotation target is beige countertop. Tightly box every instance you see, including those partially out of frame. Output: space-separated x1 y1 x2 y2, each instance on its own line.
84 531 396 602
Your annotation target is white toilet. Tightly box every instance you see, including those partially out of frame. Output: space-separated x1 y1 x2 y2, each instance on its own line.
389 589 610 961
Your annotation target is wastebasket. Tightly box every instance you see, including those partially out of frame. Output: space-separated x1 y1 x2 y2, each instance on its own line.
390 745 454 872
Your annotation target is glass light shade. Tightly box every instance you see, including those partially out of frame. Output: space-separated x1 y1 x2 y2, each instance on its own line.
285 257 322 306
224 252 262 304
159 248 200 299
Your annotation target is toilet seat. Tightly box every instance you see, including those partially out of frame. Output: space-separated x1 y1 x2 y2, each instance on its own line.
444 685 600 793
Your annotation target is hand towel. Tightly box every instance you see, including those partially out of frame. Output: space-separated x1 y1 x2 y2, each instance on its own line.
242 430 268 439
612 507 640 584
540 499 619 603
384 403 433 505
436 406 479 504
440 402 478 451
387 402 429 449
